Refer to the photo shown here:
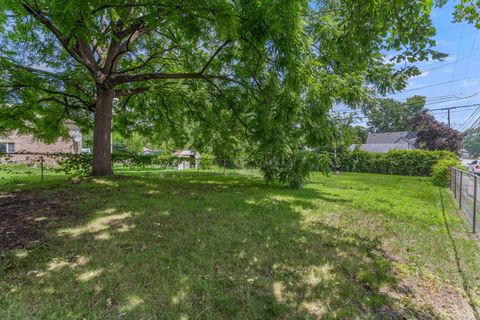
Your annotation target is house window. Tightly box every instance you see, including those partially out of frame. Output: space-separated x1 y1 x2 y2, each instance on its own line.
0 142 15 154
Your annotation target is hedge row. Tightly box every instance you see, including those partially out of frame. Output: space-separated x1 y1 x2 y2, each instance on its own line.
335 149 457 176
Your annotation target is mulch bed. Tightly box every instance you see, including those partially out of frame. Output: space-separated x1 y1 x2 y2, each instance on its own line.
0 190 79 252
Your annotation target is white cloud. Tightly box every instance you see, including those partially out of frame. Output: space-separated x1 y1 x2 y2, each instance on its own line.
404 81 420 90
415 71 431 78
460 80 480 88
382 54 395 64
382 54 407 67
444 56 457 62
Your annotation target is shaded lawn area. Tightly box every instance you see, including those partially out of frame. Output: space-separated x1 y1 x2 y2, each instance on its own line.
0 164 66 190
1 171 480 319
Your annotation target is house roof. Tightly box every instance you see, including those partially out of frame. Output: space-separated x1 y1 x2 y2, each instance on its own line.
358 143 412 153
65 121 81 132
173 149 199 157
365 131 417 144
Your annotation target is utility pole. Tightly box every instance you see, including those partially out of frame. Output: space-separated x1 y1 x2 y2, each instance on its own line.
447 109 451 128
426 103 480 128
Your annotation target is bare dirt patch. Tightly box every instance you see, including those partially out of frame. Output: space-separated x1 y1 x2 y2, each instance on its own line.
0 190 80 252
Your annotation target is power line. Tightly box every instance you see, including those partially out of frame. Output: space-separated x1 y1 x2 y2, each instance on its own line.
333 101 480 115
462 112 480 133
449 24 465 94
430 108 477 115
462 29 479 81
426 103 480 112
421 48 480 73
456 107 480 131
424 92 480 106
399 75 480 93
395 90 480 103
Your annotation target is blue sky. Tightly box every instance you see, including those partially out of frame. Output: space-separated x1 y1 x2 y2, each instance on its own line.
335 2 480 131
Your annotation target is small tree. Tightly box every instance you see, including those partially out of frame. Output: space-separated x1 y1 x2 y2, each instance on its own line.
352 126 368 145
410 111 461 153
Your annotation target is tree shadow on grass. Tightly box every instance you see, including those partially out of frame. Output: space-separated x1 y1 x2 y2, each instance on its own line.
1 173 440 319
438 189 480 319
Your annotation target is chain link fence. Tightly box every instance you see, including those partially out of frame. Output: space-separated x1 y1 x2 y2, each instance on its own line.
0 153 64 187
0 152 259 188
450 167 479 236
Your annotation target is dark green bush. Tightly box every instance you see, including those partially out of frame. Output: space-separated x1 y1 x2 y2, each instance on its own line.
57 153 92 177
431 158 460 187
258 150 331 189
336 149 457 176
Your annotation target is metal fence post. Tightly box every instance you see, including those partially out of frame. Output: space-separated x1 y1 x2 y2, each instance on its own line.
40 155 44 183
451 168 454 192
459 170 463 210
474 175 477 233
454 168 457 198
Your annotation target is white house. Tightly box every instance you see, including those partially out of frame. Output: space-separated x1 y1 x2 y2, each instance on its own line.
172 150 200 170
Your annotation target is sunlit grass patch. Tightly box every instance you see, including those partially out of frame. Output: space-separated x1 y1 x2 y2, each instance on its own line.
0 171 479 319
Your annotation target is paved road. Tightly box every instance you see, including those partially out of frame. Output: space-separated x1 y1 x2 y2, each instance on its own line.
462 158 475 167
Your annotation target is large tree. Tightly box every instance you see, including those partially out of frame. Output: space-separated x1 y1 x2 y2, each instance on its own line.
361 95 426 133
0 1 440 184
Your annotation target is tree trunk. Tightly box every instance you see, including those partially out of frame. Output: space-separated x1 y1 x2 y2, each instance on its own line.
92 84 114 176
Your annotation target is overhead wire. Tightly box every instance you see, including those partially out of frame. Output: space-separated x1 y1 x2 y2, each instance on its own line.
398 75 480 93
461 112 480 133
456 107 480 131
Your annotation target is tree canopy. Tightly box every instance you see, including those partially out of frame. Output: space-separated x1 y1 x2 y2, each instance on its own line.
361 95 426 133
0 0 442 187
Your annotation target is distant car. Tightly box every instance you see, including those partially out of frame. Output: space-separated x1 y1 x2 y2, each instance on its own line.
468 160 480 174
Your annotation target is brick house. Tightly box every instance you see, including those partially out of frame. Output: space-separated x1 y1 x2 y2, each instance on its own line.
0 123 82 164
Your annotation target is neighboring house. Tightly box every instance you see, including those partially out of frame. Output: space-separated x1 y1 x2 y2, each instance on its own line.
356 131 417 153
0 123 82 163
143 148 162 155
172 150 200 170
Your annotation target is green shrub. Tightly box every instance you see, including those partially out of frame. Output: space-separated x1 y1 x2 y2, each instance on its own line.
336 149 457 176
57 153 92 177
431 158 460 187
258 150 331 189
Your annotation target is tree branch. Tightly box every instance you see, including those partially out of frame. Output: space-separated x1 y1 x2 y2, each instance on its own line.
103 17 149 76
110 39 233 85
10 82 95 111
199 40 231 74
114 87 150 97
22 2 101 75
107 26 149 74
117 45 179 74
36 97 92 112
92 3 161 14
111 72 239 85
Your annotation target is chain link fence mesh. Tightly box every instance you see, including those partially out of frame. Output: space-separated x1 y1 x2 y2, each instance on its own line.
450 167 479 236
0 152 260 189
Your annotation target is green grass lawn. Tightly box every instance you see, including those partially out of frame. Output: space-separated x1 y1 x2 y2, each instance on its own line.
0 164 67 191
1 171 479 319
